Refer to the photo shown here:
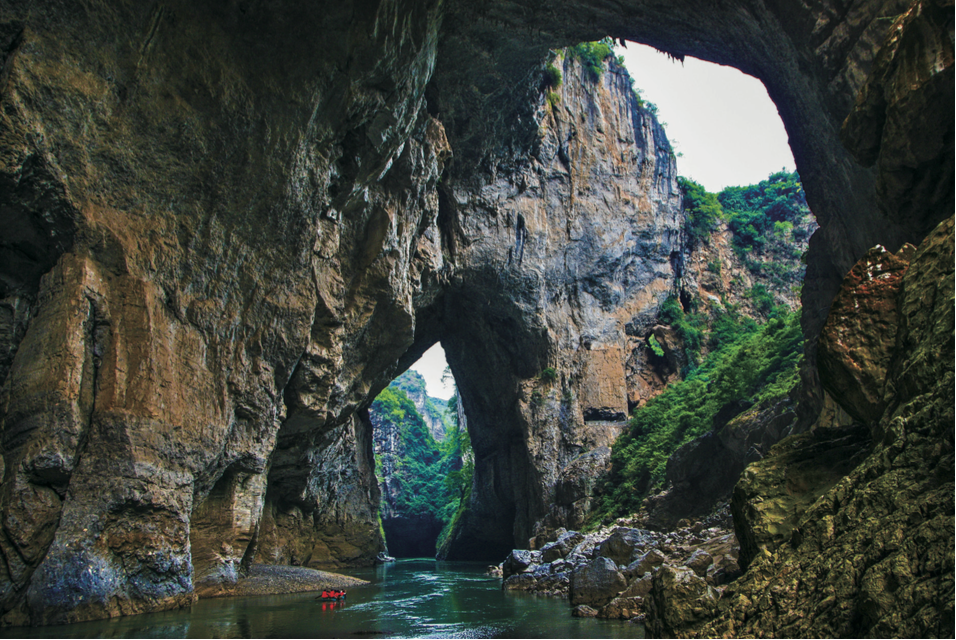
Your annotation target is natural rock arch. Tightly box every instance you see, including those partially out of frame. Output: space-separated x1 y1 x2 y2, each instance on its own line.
0 0 949 626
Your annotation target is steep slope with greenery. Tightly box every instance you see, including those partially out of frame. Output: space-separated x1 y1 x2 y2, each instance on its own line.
595 172 813 524
370 378 471 557
597 309 803 519
389 370 452 441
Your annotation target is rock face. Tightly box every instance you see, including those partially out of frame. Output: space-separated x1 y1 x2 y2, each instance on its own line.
433 53 682 559
687 216 955 639
0 0 951 628
641 395 799 530
818 244 915 424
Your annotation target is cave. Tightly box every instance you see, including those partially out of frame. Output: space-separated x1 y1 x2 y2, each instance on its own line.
0 0 950 632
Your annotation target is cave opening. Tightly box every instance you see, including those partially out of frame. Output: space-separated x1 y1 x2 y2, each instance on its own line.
369 343 472 558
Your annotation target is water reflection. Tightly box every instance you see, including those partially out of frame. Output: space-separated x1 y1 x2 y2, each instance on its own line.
1 560 643 639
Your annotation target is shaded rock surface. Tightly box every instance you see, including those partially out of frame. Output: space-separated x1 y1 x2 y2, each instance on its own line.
494 506 740 625
684 216 955 639
0 0 950 628
641 395 798 531
818 243 915 424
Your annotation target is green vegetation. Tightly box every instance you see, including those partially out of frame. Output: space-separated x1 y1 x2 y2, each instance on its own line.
718 171 811 252
658 295 705 370
543 60 563 110
648 334 665 358
679 171 813 288
544 62 563 89
594 309 804 520
373 372 472 554
372 387 453 521
539 367 558 383
436 391 473 551
567 38 614 82
678 177 722 246
390 370 451 437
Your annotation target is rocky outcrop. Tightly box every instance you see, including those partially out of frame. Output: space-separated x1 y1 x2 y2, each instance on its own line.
684 216 955 639
641 395 798 530
0 0 951 627
818 244 915 424
496 508 740 624
433 53 682 559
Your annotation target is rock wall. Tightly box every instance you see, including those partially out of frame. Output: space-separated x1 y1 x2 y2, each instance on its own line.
433 53 682 558
0 0 951 627
683 215 954 640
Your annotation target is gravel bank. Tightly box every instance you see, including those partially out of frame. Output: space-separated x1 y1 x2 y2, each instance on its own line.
198 564 370 599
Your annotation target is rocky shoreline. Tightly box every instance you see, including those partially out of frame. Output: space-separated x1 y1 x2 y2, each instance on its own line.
196 565 369 600
499 505 740 625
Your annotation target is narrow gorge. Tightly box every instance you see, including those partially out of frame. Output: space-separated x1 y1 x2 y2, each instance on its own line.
0 0 951 636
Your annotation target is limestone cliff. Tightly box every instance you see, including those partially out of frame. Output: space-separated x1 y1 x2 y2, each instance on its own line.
679 215 954 640
432 52 682 558
0 0 951 629
387 370 448 442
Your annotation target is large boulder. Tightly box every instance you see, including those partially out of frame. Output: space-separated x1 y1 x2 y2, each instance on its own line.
569 557 627 608
502 549 537 579
683 549 713 578
502 573 537 591
625 548 667 578
540 530 585 563
644 566 719 637
597 528 652 567
598 596 646 620
818 244 915 425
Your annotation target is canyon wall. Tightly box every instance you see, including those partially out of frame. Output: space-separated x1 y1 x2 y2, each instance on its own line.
0 0 951 629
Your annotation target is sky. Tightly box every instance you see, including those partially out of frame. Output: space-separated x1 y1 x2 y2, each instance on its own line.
616 42 795 192
410 44 796 395
410 343 455 400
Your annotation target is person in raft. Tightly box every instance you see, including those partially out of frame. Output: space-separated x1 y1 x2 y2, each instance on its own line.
320 590 347 600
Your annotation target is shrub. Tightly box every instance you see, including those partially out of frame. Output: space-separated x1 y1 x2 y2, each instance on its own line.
539 367 558 383
544 62 563 89
718 170 811 256
594 310 804 519
568 39 614 82
648 334 665 357
678 177 722 245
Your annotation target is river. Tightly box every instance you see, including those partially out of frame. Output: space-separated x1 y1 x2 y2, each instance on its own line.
3 559 644 638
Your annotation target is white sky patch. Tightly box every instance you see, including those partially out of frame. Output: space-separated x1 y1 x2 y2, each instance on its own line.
409 343 455 400
616 42 796 192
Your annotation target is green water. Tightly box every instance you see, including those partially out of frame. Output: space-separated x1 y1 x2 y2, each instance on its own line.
4 560 644 638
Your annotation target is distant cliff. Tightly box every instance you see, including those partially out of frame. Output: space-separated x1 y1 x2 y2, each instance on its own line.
387 371 449 441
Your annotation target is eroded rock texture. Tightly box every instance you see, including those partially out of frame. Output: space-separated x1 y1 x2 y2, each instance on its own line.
0 0 951 628
687 216 954 639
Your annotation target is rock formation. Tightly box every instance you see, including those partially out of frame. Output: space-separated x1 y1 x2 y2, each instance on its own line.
368 373 458 557
387 370 449 442
684 215 955 640
0 0 951 629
